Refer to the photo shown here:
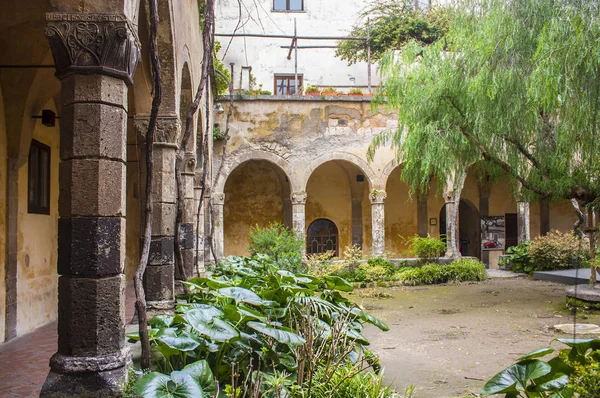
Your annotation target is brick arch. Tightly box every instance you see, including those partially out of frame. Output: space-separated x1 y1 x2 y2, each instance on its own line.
301 152 377 191
216 150 300 193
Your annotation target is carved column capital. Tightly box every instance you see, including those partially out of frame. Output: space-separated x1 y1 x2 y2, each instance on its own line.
369 190 387 205
45 13 140 85
291 191 307 205
133 116 181 144
183 153 196 175
212 192 225 206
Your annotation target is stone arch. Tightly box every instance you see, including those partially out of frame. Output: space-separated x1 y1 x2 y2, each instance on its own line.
381 158 401 190
222 156 294 256
301 151 376 192
216 150 299 193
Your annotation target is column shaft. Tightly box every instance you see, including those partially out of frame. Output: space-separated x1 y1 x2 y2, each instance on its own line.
291 191 307 257
212 192 225 261
370 191 386 256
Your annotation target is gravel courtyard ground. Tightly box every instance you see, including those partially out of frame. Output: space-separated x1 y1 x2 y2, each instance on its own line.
359 276 600 398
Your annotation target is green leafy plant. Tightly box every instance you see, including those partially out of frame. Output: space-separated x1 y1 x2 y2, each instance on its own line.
499 240 532 273
398 258 486 285
528 230 589 272
212 124 223 141
249 222 304 273
130 254 390 396
481 338 600 397
349 88 363 95
213 41 231 96
336 0 451 65
406 234 446 259
306 250 337 279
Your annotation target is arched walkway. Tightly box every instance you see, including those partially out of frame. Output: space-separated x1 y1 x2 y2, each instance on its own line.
305 158 372 256
223 159 293 256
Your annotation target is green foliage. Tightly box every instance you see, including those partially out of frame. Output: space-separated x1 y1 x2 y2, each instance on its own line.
212 124 222 141
130 255 390 396
305 85 319 92
370 0 600 206
306 250 337 279
481 338 600 397
398 259 486 286
349 88 363 95
303 364 400 398
407 234 446 259
213 41 231 96
336 0 451 65
499 240 532 273
248 223 304 273
529 230 589 272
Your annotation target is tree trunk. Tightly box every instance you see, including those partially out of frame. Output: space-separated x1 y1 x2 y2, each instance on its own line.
134 0 162 370
194 0 216 271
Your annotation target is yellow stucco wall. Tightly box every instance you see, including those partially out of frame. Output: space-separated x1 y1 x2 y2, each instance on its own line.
306 162 352 257
550 200 578 232
15 100 59 336
0 87 7 342
224 160 285 256
426 178 446 237
385 167 418 256
488 178 517 216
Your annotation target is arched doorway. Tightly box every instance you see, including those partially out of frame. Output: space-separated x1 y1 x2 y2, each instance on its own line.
307 219 339 256
440 199 481 258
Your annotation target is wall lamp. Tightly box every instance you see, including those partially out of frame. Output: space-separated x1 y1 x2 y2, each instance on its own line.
214 103 225 114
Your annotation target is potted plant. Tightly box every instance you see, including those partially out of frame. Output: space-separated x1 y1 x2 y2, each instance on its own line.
321 86 338 96
304 85 320 96
349 88 363 96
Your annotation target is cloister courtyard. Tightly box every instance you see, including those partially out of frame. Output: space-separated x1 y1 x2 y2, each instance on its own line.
1 273 598 397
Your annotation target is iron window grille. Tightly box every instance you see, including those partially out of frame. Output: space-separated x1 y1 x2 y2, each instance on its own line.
307 218 339 256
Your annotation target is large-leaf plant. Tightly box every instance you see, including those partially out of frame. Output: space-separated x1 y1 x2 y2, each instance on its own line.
481 338 600 397
129 254 389 397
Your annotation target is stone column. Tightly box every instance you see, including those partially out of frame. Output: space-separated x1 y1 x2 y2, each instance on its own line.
136 117 180 312
212 192 225 260
283 197 293 230
291 191 307 257
370 190 386 256
192 175 205 275
180 153 197 279
517 201 531 242
417 194 428 238
42 12 139 396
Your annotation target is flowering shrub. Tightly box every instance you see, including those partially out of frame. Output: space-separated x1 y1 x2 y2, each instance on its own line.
528 230 589 271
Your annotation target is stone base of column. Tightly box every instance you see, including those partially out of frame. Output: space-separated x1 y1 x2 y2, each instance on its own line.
41 364 130 397
41 347 131 397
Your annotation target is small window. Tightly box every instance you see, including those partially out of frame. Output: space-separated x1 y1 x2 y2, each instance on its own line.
274 0 303 11
274 75 303 95
28 140 51 215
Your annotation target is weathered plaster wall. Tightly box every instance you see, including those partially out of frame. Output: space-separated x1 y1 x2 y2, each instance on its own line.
0 87 7 342
15 100 59 336
217 98 395 256
427 178 445 237
385 167 417 256
306 162 352 256
224 160 285 256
